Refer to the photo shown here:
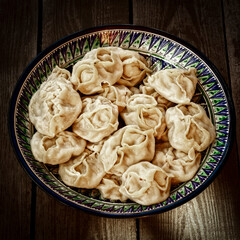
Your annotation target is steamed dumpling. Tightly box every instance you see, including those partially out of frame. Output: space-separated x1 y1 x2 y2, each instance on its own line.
99 125 155 176
29 67 82 137
152 142 201 184
148 67 198 104
58 149 106 188
119 161 172 205
121 94 166 139
71 59 103 95
139 77 174 109
72 96 119 143
114 48 151 86
166 102 216 153
71 48 123 95
97 174 128 202
30 131 86 165
99 84 133 112
71 47 123 95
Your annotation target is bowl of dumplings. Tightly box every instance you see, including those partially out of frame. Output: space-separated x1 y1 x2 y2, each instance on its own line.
9 25 234 217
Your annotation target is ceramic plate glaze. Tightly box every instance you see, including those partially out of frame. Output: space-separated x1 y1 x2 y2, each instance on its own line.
9 25 234 217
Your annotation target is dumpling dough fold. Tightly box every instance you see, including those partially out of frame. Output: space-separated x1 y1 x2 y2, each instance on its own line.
139 77 174 109
99 84 133 112
115 48 151 86
47 65 71 81
71 59 103 95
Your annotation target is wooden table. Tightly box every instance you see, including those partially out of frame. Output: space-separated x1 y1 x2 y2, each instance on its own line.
1 0 240 239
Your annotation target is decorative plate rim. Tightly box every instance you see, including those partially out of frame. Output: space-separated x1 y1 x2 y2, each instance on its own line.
8 24 235 218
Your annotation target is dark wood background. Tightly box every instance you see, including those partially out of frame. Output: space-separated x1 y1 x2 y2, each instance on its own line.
1 0 240 239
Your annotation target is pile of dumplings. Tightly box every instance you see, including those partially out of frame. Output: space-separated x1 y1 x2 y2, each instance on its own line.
29 47 216 206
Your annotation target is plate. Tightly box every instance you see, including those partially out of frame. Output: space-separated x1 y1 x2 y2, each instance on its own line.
9 25 234 217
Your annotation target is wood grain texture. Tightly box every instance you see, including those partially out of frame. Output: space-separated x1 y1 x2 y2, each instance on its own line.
132 0 240 239
35 194 136 240
41 0 130 49
34 1 136 240
2 0 240 239
223 0 240 161
0 0 38 239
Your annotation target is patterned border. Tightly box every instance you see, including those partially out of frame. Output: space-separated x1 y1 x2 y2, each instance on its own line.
9 26 233 217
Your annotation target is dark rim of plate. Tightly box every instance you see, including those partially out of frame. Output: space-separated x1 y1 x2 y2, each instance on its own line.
8 24 236 218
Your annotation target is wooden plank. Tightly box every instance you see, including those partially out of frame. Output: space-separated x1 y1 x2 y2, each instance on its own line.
223 0 240 161
41 0 131 49
132 0 240 239
0 0 38 239
34 1 137 239
35 195 137 240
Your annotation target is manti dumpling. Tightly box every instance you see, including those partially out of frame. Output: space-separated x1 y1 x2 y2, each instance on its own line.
99 125 155 176
99 84 133 112
97 174 128 202
121 94 166 139
119 161 172 205
71 47 123 95
71 59 103 95
139 77 174 109
113 47 151 87
58 149 106 188
152 142 201 185
166 102 216 153
72 96 119 143
29 67 82 137
30 131 86 165
148 67 198 104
